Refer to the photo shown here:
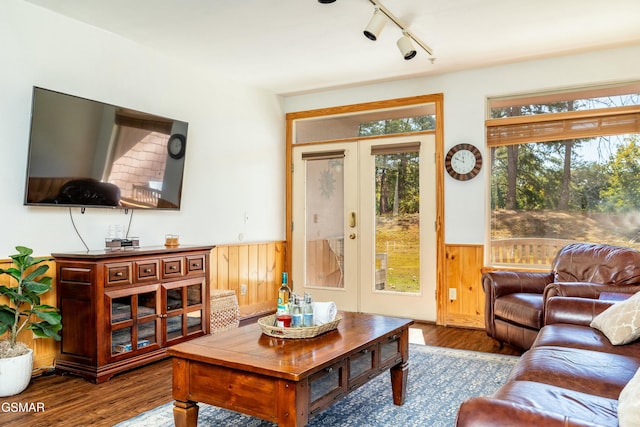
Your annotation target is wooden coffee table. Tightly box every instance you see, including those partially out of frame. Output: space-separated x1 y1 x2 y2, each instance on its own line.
168 311 413 427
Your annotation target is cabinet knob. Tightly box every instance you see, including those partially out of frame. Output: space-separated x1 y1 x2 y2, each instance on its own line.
143 268 152 273
170 266 177 270
115 272 123 277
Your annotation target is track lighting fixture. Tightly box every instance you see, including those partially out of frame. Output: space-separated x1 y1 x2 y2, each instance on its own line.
397 33 417 60
363 8 386 41
319 0 434 61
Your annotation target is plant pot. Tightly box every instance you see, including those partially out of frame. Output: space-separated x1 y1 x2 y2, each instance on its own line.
0 349 33 397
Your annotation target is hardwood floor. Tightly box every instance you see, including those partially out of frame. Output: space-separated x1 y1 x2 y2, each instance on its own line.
2 323 521 427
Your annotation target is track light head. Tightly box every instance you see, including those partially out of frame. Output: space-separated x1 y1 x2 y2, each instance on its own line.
397 34 417 60
363 9 386 41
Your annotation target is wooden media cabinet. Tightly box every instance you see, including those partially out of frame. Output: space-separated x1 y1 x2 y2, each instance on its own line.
52 245 214 383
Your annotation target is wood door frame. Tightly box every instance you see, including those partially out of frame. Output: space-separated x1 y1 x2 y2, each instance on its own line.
285 93 447 324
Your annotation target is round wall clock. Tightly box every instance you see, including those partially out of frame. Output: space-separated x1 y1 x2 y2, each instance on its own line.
167 134 186 159
445 143 482 181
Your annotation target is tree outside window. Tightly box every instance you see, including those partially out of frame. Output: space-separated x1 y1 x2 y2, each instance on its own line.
488 83 640 266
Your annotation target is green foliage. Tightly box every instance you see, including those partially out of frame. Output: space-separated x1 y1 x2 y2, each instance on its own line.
600 138 640 212
491 135 640 214
0 246 61 351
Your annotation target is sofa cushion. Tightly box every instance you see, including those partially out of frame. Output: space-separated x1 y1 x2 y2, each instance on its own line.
508 346 640 399
552 243 640 285
494 293 544 329
618 367 640 427
492 380 618 427
590 291 640 345
533 324 640 358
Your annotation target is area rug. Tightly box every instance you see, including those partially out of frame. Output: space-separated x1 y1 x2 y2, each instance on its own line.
116 344 518 427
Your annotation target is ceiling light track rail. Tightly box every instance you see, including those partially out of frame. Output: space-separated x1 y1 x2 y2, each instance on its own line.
318 0 433 60
366 0 433 56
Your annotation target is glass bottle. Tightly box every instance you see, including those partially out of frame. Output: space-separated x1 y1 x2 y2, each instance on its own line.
303 292 314 327
277 272 291 315
291 295 303 327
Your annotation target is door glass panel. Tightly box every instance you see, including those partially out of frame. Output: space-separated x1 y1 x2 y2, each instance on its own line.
374 150 420 293
305 157 345 288
187 311 202 334
138 291 156 318
167 288 182 310
167 315 183 340
111 327 132 354
187 284 202 306
137 321 155 348
112 296 132 322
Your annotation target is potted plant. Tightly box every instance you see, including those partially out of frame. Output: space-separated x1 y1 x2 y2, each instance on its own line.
0 246 61 396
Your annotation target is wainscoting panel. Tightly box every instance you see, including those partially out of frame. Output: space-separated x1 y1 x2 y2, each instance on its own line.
0 258 59 371
444 244 485 329
210 241 285 319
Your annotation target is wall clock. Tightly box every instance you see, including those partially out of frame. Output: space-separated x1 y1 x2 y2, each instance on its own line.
167 134 186 159
445 143 482 181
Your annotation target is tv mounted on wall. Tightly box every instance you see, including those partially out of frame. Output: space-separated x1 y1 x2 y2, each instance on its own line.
24 87 188 210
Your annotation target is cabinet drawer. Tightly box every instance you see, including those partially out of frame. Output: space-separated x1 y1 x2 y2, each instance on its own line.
135 260 159 282
309 359 347 415
106 263 132 286
348 344 378 390
162 258 184 278
186 255 205 274
379 334 402 370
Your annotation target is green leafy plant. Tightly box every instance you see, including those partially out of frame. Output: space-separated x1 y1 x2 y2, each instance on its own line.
0 246 61 358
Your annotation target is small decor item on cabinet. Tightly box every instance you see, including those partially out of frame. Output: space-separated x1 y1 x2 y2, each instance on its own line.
445 143 482 181
105 237 140 249
0 246 62 396
165 234 179 247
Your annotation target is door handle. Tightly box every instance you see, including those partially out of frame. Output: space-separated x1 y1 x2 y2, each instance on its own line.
349 212 356 228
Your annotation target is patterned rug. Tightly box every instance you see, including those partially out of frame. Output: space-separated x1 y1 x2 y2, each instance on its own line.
116 344 518 427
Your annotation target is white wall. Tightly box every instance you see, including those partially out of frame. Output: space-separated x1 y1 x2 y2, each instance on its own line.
0 0 285 256
283 45 640 245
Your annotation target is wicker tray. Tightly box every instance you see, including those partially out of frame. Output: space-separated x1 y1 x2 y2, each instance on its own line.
258 314 341 339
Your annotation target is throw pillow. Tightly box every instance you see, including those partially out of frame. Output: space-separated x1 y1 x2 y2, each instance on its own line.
619 367 640 427
590 291 640 345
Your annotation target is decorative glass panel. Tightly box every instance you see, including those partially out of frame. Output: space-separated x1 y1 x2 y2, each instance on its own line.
305 156 345 288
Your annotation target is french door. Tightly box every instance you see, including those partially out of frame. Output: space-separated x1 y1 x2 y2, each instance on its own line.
291 135 436 321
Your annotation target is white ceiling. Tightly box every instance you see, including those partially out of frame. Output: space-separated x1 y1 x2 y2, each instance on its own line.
24 0 640 95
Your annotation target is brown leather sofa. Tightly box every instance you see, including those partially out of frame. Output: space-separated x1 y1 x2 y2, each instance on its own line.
483 243 640 350
456 296 640 426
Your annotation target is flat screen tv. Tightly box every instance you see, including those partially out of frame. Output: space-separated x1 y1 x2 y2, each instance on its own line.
24 87 188 210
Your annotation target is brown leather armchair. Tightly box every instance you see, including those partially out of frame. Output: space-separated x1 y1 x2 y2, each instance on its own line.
484 243 640 350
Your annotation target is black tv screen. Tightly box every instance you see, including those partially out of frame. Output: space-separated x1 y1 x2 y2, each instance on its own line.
24 87 188 210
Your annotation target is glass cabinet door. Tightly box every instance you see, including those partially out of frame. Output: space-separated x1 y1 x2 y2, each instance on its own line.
164 277 206 344
108 284 160 359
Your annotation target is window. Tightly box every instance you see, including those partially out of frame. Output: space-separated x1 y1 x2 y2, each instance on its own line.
293 104 435 144
487 83 640 267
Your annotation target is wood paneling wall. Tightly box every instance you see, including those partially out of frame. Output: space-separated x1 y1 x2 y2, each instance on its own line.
443 244 485 329
2 242 286 373
0 258 59 371
210 241 285 318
